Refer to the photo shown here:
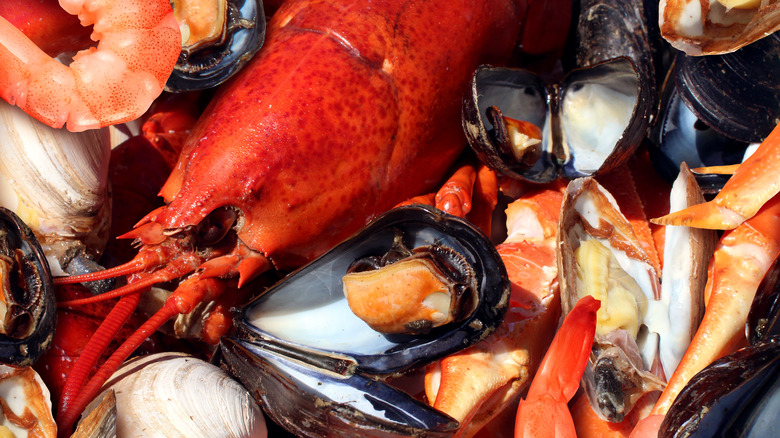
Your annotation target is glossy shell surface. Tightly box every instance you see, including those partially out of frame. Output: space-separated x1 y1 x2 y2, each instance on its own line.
660 336 780 437
0 207 55 367
463 0 658 183
221 205 510 437
166 0 266 92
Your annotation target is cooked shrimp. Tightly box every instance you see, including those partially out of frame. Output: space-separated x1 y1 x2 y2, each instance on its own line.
0 0 180 132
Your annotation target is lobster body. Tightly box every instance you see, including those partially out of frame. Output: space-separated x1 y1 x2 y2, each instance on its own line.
54 1 529 432
159 0 525 268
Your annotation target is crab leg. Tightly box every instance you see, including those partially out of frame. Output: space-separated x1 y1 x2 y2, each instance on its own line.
423 184 564 436
633 193 780 436
651 122 780 230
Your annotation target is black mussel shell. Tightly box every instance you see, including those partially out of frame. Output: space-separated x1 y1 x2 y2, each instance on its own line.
464 58 645 183
675 33 780 144
462 66 554 182
564 0 661 101
221 205 509 437
660 336 780 438
651 34 780 193
463 0 658 183
221 338 458 438
0 207 55 366
165 0 266 92
747 254 780 345
649 61 750 194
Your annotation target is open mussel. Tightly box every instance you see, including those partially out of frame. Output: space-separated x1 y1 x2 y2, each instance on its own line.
463 0 659 184
221 205 509 437
651 34 780 192
0 208 55 367
660 336 780 437
165 0 266 92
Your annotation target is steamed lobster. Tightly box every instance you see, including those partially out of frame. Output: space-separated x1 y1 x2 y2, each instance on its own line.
23 0 531 434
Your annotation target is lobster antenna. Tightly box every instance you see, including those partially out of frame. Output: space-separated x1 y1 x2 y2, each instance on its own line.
57 276 159 307
54 261 148 285
57 253 203 307
53 242 176 285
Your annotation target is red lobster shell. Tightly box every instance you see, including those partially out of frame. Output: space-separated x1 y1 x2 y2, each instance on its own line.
158 0 526 269
55 0 530 433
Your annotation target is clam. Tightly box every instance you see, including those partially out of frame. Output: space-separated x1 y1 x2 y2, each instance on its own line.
660 0 780 55
79 352 267 438
166 0 266 92
650 164 717 377
221 205 509 437
463 0 659 183
0 207 56 367
557 171 715 422
0 101 111 279
0 364 57 437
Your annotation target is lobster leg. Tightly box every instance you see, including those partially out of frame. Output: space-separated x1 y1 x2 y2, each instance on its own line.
434 164 478 218
57 275 232 435
55 234 271 435
56 292 142 434
466 165 499 236
397 162 499 237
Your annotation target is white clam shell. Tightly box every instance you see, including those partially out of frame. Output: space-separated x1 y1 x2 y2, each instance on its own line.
83 352 267 438
0 101 111 274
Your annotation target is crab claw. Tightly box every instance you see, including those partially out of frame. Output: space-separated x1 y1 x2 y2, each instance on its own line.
651 122 780 230
514 295 600 438
423 185 565 435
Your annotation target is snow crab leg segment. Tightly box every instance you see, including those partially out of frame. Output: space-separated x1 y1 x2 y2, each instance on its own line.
652 122 780 230
424 185 564 436
651 193 780 418
0 0 180 131
514 295 600 438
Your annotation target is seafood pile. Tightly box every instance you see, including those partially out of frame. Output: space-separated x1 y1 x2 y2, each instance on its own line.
0 0 778 437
